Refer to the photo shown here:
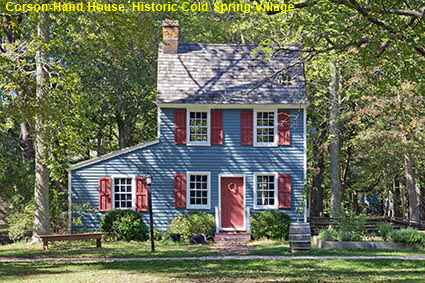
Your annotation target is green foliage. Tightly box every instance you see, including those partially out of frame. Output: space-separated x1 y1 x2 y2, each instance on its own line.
318 214 366 242
6 203 34 241
250 210 291 240
71 202 96 229
318 226 337 241
101 210 148 241
49 188 68 234
378 222 393 241
389 228 425 244
335 213 366 241
169 213 215 240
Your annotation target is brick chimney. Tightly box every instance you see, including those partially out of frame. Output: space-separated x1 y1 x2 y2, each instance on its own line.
162 20 179 54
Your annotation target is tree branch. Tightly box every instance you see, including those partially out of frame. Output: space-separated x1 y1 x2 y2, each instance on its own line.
382 7 425 18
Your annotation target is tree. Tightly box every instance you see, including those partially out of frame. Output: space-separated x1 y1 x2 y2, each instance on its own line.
329 61 343 217
32 10 51 240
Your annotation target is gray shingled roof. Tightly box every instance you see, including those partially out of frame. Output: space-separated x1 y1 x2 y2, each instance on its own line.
157 43 306 105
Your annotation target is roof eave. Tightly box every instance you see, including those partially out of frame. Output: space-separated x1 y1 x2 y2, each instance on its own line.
69 139 160 171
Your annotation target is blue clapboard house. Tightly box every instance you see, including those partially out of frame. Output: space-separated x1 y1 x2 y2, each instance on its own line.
69 20 308 235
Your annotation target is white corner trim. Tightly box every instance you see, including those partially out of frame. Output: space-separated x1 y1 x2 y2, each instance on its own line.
68 171 72 233
253 172 279 210
303 107 308 222
186 171 211 210
69 140 160 171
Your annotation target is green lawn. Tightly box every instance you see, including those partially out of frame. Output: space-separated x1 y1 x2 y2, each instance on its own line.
1 259 425 282
2 239 425 259
0 240 217 258
249 239 425 256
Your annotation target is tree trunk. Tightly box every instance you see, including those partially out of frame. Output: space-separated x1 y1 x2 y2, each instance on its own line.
402 135 420 223
310 144 324 217
20 122 34 161
32 11 51 241
393 177 402 218
329 61 343 218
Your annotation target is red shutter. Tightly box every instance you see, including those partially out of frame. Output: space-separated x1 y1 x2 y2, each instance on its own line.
211 110 223 145
278 174 291 208
241 111 253 146
174 110 187 144
174 173 186 208
135 177 148 211
98 177 112 212
278 111 290 146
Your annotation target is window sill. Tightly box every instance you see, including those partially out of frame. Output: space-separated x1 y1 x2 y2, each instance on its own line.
186 206 210 210
253 143 278 148
254 205 278 210
186 143 211 147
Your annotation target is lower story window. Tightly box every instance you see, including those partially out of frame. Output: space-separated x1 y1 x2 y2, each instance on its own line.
114 177 133 209
255 174 277 208
187 172 210 209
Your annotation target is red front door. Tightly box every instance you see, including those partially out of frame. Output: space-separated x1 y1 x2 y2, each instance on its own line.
220 177 244 230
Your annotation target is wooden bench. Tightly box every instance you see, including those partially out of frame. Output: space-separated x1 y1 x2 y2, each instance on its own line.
36 232 109 251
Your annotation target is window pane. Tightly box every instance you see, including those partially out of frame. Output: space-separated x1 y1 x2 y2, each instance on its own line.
189 112 208 143
257 175 276 206
189 174 208 207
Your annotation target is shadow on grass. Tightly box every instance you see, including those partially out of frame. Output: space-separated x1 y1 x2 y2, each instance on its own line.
0 240 217 259
1 259 425 282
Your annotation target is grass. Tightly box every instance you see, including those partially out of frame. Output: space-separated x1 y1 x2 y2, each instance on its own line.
2 238 425 259
249 239 425 256
0 240 217 258
1 259 425 282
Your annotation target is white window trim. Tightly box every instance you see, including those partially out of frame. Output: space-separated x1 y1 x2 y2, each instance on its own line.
111 175 136 210
186 109 211 146
253 109 278 147
253 172 278 210
186 171 211 209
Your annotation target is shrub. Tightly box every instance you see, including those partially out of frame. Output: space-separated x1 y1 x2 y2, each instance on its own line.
250 210 291 240
378 222 393 241
101 210 148 241
169 212 215 240
335 213 366 241
318 226 337 241
389 228 425 244
7 203 34 241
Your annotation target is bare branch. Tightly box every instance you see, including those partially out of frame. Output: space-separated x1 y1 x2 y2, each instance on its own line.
382 7 425 18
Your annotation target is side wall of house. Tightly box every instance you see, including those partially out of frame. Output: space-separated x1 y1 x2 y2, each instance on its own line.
71 108 305 232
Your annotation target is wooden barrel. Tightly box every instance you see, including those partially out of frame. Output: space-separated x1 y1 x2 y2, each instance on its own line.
289 222 311 253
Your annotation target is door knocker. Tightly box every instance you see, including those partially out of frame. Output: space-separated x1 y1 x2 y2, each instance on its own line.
227 182 237 194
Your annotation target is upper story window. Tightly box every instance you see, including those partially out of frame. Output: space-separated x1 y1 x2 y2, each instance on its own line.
113 177 134 209
254 173 278 209
254 110 278 147
187 111 210 145
187 172 210 209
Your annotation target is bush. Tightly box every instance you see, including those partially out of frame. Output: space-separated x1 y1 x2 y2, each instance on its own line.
101 210 148 241
169 212 215 240
389 228 425 244
7 202 34 241
335 213 366 241
318 226 337 241
378 222 393 241
250 210 291 240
